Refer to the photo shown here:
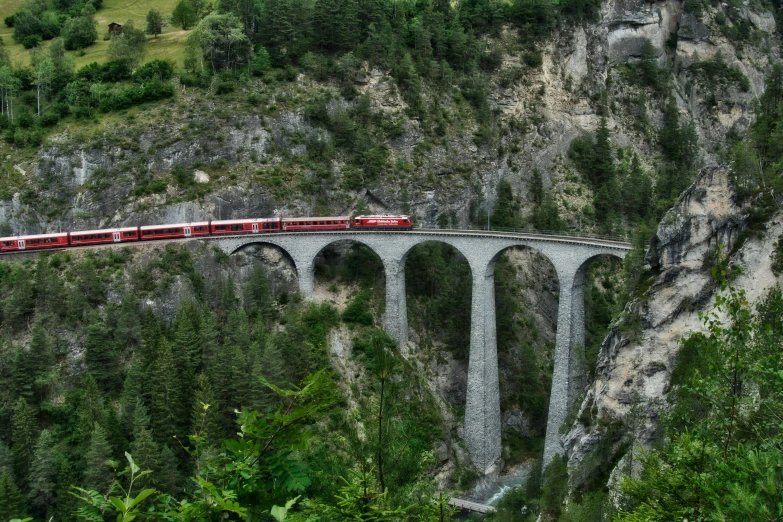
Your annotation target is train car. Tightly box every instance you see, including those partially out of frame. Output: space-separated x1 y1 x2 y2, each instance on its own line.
69 227 140 246
139 222 210 241
351 215 414 230
211 218 281 235
282 217 351 232
0 233 70 252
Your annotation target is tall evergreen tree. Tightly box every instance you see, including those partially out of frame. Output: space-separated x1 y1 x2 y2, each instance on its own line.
130 428 159 490
490 179 521 228
11 397 37 486
592 117 615 187
530 168 544 206
138 308 162 370
120 357 146 434
660 96 681 164
3 270 34 331
244 266 273 321
115 294 140 352
35 258 65 318
27 429 57 512
85 321 117 394
0 443 10 475
150 340 181 444
157 445 182 496
132 398 151 439
0 469 25 521
76 374 104 445
52 459 79 522
103 407 127 461
190 373 222 445
83 424 113 492
173 307 201 381
12 346 36 403
200 312 220 368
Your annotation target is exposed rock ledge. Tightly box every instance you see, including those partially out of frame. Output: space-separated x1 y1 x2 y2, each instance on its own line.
562 168 782 487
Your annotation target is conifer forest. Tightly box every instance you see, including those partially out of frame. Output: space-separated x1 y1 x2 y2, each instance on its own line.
0 0 782 516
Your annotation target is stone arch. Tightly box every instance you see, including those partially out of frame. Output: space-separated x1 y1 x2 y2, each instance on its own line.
310 238 387 302
397 236 476 272
220 237 324 298
396 239 475 350
542 247 629 466
484 244 562 461
229 241 300 302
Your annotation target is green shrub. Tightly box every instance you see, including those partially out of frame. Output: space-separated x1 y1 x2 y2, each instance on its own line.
40 111 60 127
22 34 42 48
540 455 569 517
342 290 373 325
523 51 543 68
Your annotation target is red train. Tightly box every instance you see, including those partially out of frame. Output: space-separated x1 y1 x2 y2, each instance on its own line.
0 215 414 253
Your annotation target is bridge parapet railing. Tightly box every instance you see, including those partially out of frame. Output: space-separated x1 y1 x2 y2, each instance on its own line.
413 224 632 244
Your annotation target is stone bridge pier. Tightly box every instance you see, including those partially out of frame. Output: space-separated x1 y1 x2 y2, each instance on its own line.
214 232 629 473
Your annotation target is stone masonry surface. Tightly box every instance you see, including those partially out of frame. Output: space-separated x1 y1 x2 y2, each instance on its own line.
213 230 630 472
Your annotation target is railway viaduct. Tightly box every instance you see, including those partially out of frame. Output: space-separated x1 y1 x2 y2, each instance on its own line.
213 230 632 473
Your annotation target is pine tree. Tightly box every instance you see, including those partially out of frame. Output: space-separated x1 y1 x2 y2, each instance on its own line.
53 459 79 522
132 398 151 439
115 294 140 352
104 407 127 461
221 275 238 317
27 429 57 512
84 424 113 492
313 0 339 51
130 428 159 490
250 340 286 413
173 308 201 381
35 258 65 318
244 266 273 321
490 179 521 229
0 469 25 521
85 321 117 394
3 270 34 331
592 117 615 187
190 373 222 445
11 397 37 486
660 97 681 164
139 308 162 370
120 358 146 434
12 346 36 403
77 374 104 445
530 168 544 206
200 312 220 368
0 442 11 475
157 445 181 496
211 342 246 434
150 340 181 444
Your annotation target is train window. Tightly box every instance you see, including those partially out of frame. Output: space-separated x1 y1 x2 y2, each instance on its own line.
231 224 243 231
306 221 311 225
195 226 207 232
124 232 135 237
2 241 13 247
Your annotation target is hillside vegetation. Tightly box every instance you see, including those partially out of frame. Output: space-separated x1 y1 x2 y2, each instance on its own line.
0 0 782 518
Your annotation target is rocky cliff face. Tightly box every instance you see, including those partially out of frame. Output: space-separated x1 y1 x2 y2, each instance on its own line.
563 167 783 487
1 0 778 236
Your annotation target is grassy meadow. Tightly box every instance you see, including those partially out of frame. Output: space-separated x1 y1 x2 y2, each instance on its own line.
1 0 189 70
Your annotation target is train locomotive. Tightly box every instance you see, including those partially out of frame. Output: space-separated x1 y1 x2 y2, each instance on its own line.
0 215 414 253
